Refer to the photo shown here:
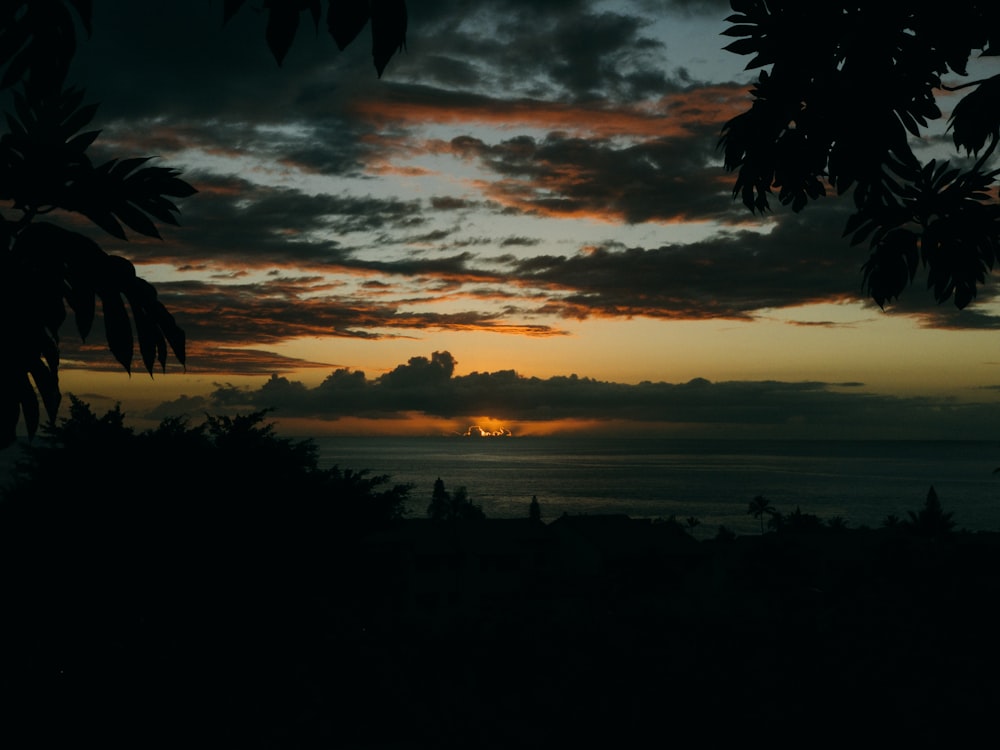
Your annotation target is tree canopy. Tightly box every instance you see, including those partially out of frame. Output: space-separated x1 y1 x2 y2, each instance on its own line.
720 1 1000 311
427 476 486 521
1 395 411 532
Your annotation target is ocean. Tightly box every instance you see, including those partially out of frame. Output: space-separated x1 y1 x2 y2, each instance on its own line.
313 436 1000 537
4 435 999 537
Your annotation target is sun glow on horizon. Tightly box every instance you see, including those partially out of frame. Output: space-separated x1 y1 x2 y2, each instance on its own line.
462 424 513 437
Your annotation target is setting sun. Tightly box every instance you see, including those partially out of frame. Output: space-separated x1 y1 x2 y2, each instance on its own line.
462 423 513 437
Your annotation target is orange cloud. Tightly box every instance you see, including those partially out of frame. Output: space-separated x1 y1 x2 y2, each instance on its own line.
351 84 750 140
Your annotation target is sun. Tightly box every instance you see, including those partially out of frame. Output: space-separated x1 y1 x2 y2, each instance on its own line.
462 422 513 437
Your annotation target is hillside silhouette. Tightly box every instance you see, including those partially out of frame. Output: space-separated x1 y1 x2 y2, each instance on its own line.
2 402 1000 746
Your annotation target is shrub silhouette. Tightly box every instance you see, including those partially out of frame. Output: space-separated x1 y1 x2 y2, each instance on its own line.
0 395 413 745
1 395 411 543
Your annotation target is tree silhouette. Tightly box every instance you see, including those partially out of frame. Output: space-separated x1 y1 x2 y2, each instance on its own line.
0 84 194 448
427 477 485 521
0 1 408 448
906 485 956 538
883 513 903 529
720 1 1000 311
2 395 410 534
747 494 775 534
826 516 848 532
715 524 736 542
529 494 541 521
0 394 413 745
428 476 449 519
779 505 823 533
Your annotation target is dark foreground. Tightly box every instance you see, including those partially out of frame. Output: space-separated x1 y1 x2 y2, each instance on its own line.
3 508 1000 748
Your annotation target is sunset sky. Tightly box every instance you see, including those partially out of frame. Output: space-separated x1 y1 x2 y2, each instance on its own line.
34 0 1000 440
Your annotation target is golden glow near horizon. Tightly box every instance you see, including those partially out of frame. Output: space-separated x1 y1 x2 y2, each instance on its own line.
263 304 1000 397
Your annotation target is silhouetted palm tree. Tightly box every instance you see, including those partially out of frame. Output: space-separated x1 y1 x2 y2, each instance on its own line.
748 495 775 534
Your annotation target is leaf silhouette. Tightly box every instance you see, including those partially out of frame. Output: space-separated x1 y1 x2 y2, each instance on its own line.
861 228 920 309
0 222 186 445
721 3 1000 309
0 1 90 92
124 277 186 375
264 2 301 66
370 0 407 78
327 0 370 50
948 74 1000 157
69 157 198 240
18 374 40 442
223 1 406 78
223 0 248 26
99 284 135 374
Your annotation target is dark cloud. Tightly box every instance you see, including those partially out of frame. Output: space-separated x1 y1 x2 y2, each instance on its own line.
59 278 571 377
58 175 427 269
504 204 866 319
500 236 542 247
68 0 701 125
635 1 733 16
493 10 670 102
404 0 680 101
140 349 1000 440
430 196 477 211
446 123 731 223
69 1 381 120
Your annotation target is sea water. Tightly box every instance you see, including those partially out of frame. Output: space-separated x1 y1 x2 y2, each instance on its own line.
3 436 998 537
313 436 1000 537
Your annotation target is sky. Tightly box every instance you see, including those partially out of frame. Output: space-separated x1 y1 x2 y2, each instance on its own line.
23 0 1000 440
